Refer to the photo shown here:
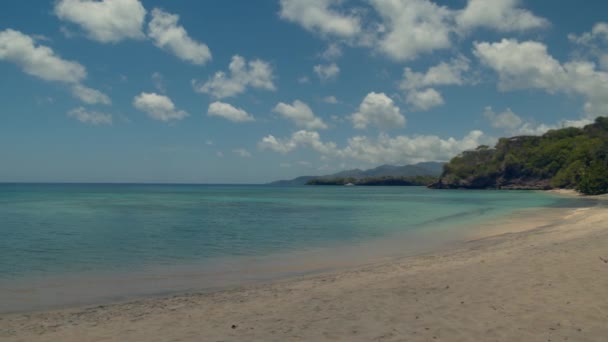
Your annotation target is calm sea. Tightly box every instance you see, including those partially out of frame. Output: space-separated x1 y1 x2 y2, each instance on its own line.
0 183 592 312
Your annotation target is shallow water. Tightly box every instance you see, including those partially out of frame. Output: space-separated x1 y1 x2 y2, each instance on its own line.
0 184 593 312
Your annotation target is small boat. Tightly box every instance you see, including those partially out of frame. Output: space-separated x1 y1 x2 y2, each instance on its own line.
345 183 355 186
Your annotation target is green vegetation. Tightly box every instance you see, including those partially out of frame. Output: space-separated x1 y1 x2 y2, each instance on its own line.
307 175 438 186
433 117 608 195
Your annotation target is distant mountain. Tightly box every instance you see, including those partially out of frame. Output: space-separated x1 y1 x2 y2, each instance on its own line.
269 162 445 186
269 176 318 186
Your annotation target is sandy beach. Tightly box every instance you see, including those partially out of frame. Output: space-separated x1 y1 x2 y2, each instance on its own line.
2 201 608 341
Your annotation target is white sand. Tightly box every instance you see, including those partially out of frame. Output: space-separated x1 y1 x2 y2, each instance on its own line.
2 205 608 341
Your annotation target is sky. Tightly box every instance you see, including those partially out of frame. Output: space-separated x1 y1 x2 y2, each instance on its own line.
1 0 608 183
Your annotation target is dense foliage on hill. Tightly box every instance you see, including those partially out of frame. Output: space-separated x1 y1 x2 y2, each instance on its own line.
431 117 608 195
307 176 438 186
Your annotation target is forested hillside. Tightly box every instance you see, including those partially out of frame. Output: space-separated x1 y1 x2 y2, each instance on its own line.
431 117 608 195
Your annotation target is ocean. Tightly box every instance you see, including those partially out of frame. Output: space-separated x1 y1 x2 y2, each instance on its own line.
0 183 593 312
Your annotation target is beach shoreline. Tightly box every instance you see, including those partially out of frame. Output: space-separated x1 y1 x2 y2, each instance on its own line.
0 190 576 315
2 201 607 341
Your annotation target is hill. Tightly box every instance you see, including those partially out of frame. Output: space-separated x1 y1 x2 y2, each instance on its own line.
269 162 444 186
430 117 608 195
306 175 438 186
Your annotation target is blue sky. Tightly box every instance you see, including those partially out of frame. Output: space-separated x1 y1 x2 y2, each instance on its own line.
1 0 608 183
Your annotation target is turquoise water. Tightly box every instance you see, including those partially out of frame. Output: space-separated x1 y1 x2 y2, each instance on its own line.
0 184 593 311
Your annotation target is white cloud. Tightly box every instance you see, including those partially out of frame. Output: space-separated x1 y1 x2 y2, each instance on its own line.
193 55 275 98
273 100 328 130
133 92 188 122
259 129 492 165
340 130 491 165
279 0 361 38
369 0 453 61
516 118 593 136
233 148 252 158
351 92 405 130
483 106 523 131
71 84 111 105
456 0 549 33
207 101 254 122
258 130 338 155
0 29 86 83
313 63 340 81
321 43 342 60
216 151 224 158
483 106 593 136
148 8 212 65
474 38 608 117
400 56 470 111
54 0 146 43
569 22 608 46
323 95 338 104
405 88 444 111
401 56 471 90
67 107 112 125
280 0 547 61
569 22 608 70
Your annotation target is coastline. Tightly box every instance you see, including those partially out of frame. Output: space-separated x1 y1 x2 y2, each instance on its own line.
547 188 608 200
2 201 607 341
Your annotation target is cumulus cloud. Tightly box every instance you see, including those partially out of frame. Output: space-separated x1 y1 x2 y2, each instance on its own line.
279 0 361 38
400 56 470 111
569 22 608 70
0 29 117 106
515 118 593 136
193 55 275 98
54 0 146 43
483 106 523 131
259 129 492 165
374 0 547 61
207 101 254 122
474 38 608 117
133 92 188 122
351 92 405 130
0 29 86 83
71 84 111 105
483 106 593 136
67 107 112 125
273 100 328 129
369 0 453 61
232 148 252 158
148 8 212 65
313 63 340 81
258 130 338 155
280 0 547 61
401 56 471 90
340 130 491 165
405 88 444 111
569 22 608 46
456 0 549 33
